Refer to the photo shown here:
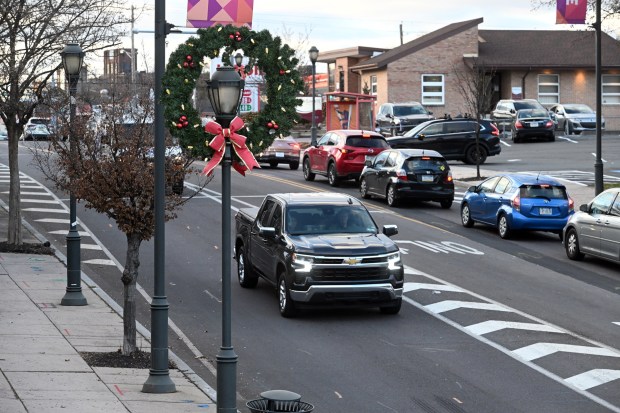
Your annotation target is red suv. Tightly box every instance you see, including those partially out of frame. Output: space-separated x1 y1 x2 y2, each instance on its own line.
302 130 389 186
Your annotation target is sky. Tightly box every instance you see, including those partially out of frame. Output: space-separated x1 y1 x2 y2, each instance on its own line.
94 0 620 76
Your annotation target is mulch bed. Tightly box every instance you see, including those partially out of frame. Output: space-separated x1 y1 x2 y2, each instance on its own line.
80 349 176 369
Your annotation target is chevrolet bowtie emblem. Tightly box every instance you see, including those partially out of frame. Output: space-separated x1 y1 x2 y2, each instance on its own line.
345 258 361 265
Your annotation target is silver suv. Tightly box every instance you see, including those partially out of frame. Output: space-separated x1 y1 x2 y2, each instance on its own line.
491 99 549 129
375 102 434 137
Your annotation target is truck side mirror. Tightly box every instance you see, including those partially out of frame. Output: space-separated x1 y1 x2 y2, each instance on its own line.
383 224 398 237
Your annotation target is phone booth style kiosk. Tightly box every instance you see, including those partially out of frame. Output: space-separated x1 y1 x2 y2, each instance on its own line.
325 92 377 132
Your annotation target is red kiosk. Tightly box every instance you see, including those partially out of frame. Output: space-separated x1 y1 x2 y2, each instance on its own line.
324 92 377 132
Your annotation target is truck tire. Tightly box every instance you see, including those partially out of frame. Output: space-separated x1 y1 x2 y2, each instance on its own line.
236 246 258 288
278 273 296 317
380 298 401 314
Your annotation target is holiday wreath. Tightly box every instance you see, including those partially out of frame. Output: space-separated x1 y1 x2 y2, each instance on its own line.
162 25 305 161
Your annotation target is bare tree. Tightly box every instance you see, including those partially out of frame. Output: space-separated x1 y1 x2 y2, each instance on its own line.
453 59 495 179
0 0 131 246
32 89 207 355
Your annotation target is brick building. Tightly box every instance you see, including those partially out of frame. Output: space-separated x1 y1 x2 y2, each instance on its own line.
319 17 620 130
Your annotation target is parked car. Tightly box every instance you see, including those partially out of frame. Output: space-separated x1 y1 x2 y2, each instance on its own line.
491 99 550 130
359 148 454 208
549 103 605 135
302 130 389 186
386 118 501 165
563 187 620 263
375 102 434 136
460 173 574 239
0 124 7 141
511 108 556 143
22 124 53 141
255 136 301 170
234 192 403 316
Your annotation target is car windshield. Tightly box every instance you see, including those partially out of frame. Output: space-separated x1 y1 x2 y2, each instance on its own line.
286 205 377 235
514 101 543 110
345 136 389 148
518 109 548 119
30 118 49 125
564 104 593 114
394 105 427 116
519 184 567 200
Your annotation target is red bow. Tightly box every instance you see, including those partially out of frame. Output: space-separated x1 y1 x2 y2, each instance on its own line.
203 116 260 176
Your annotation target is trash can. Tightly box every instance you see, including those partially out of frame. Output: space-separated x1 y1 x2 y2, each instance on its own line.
246 389 314 413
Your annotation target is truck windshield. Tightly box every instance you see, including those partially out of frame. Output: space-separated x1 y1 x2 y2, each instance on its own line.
286 205 377 235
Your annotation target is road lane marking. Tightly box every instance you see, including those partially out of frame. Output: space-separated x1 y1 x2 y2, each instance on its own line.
425 300 511 314
48 230 91 236
465 320 563 335
82 259 116 265
22 208 68 213
566 369 620 391
513 343 620 361
591 153 607 162
404 282 464 293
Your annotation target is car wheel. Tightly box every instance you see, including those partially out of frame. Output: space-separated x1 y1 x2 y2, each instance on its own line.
548 134 555 142
360 177 370 199
379 298 402 315
269 161 278 169
565 228 585 261
303 157 315 181
440 198 453 209
327 163 339 187
465 146 487 165
289 162 299 170
237 246 258 288
386 184 398 207
278 273 296 317
461 203 474 227
498 213 511 239
513 134 520 143
565 121 572 135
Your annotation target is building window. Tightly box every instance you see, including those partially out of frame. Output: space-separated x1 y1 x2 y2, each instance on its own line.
370 75 377 95
538 74 559 104
603 74 620 104
421 74 444 105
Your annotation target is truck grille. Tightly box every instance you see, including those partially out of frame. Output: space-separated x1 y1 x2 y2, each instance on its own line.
309 253 393 282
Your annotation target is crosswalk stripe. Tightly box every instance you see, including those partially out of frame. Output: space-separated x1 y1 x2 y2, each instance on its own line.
22 208 68 214
82 259 116 266
404 282 464 293
48 230 91 237
565 369 620 390
465 320 563 335
425 300 511 314
81 244 103 250
35 218 70 224
21 199 61 204
513 343 620 361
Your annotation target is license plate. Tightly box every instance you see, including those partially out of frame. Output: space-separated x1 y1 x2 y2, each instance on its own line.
421 175 434 182
539 207 552 215
529 122 540 127
275 152 284 158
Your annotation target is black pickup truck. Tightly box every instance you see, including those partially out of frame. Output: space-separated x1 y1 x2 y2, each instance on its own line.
234 192 404 317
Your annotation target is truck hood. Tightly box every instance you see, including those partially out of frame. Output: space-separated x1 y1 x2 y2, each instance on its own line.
289 233 397 255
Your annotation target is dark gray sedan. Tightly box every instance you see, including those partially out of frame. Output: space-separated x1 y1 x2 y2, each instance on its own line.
563 187 620 263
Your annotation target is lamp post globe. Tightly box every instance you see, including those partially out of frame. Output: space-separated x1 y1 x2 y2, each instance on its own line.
60 43 87 306
207 65 244 413
309 46 319 146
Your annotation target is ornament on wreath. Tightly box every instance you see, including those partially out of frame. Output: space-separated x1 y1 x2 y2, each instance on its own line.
182 55 195 69
229 31 242 42
266 120 279 135
177 115 189 129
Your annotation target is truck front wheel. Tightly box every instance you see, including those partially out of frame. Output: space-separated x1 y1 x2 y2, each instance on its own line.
278 273 297 317
237 246 258 288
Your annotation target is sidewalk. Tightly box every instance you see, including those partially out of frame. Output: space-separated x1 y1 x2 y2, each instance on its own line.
0 208 216 412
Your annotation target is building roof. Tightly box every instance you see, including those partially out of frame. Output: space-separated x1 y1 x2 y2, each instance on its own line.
317 46 389 63
350 18 484 72
477 29 620 69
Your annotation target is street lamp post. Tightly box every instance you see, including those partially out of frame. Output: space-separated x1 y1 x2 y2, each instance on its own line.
60 43 87 307
594 0 604 195
206 66 244 413
309 46 319 146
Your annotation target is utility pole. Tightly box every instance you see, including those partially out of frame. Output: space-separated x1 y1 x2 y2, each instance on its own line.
131 6 136 85
400 23 403 45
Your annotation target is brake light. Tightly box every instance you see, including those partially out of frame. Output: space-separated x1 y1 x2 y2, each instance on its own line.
568 196 574 212
490 123 500 136
444 171 453 183
514 120 523 129
396 169 408 181
512 194 521 211
339 148 349 154
290 143 301 150
545 120 554 128
421 156 431 160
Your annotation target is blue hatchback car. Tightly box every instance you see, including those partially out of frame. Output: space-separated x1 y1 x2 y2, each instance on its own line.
460 174 574 239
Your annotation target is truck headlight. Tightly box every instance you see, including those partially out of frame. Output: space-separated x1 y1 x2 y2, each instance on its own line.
292 253 313 273
387 251 402 270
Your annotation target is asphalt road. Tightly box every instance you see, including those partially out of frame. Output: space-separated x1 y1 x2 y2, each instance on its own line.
2 135 620 413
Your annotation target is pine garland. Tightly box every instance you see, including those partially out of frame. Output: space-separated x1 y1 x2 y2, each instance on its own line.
162 25 305 160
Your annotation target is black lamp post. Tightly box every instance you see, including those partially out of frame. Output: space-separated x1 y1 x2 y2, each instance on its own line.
206 66 244 413
309 46 319 146
234 52 243 71
60 43 87 307
594 0 604 195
